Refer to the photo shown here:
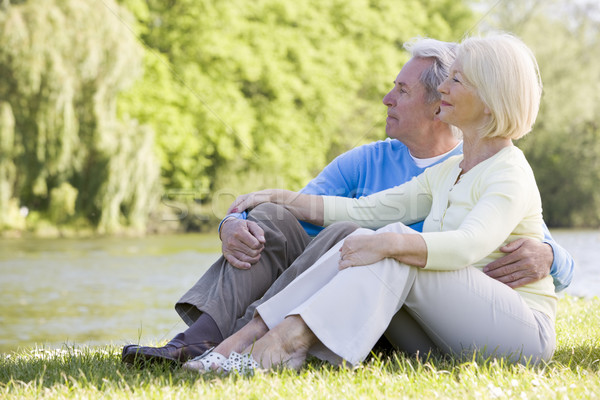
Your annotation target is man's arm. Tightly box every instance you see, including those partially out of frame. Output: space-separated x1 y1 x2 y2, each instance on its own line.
542 226 575 291
483 222 575 292
218 147 362 268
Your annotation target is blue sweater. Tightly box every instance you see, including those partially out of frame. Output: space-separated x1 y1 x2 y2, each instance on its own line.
222 139 574 291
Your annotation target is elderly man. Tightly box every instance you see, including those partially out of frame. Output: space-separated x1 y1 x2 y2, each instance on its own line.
122 39 573 366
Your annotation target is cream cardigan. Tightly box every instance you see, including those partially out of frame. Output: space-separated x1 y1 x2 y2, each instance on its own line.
322 146 556 320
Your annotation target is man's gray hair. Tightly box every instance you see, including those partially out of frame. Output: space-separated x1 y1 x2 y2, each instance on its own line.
404 38 458 104
404 38 461 138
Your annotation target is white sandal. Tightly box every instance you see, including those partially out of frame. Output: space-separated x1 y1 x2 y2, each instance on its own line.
183 347 229 373
224 351 261 375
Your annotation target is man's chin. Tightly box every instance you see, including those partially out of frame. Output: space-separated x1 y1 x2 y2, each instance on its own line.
384 126 393 138
385 128 398 140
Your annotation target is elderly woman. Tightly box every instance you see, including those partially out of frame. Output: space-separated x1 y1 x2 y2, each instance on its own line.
185 33 556 373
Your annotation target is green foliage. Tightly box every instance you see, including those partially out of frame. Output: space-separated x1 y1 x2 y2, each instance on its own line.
476 0 600 227
0 0 160 234
523 122 600 227
117 0 476 217
0 102 22 229
1 0 486 233
48 182 78 224
4 0 599 232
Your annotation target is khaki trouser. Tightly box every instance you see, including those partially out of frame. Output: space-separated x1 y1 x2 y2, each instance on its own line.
175 203 358 338
256 222 556 365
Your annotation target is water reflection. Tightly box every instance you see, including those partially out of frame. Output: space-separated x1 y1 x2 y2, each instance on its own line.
0 235 220 353
0 230 598 353
551 230 600 299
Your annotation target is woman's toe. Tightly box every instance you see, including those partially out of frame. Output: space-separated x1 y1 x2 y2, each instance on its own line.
182 351 228 373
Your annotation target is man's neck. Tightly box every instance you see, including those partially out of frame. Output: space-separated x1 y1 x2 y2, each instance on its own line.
408 132 461 159
409 141 462 168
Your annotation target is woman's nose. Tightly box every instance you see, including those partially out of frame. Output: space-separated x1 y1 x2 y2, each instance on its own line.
437 78 448 94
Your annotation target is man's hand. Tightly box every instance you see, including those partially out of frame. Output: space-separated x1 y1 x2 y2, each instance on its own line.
220 218 266 270
483 238 553 288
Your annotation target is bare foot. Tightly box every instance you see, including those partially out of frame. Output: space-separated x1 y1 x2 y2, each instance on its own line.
244 315 318 371
183 316 269 373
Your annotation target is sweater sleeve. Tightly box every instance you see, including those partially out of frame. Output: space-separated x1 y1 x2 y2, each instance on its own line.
322 174 433 230
541 221 575 291
422 166 540 270
297 147 365 235
301 147 362 197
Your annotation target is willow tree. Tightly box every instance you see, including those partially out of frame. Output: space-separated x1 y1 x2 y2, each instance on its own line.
0 0 160 233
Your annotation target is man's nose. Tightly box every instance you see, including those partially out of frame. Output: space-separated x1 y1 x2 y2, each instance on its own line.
383 92 394 106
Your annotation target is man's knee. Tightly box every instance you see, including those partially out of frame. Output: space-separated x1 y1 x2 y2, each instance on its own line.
247 203 295 224
325 221 361 237
247 203 309 246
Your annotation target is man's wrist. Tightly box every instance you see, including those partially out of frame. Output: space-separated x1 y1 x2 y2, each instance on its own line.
542 239 558 276
218 216 239 239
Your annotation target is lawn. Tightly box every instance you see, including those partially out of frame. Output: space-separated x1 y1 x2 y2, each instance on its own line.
1 295 599 399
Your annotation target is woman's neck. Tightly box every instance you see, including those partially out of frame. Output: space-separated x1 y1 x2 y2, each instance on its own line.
460 132 512 173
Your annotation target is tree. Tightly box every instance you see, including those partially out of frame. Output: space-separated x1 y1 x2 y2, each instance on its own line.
0 0 160 233
475 0 600 227
0 0 478 234
118 0 476 219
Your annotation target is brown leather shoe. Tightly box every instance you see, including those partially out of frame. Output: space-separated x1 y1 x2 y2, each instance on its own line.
121 342 210 367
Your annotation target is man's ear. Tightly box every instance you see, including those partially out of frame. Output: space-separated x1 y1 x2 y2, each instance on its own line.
432 102 442 121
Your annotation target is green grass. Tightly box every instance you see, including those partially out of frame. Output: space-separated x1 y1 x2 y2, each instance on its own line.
1 296 599 399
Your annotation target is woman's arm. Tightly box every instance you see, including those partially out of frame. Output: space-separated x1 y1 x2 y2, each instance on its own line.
228 189 324 226
338 232 428 270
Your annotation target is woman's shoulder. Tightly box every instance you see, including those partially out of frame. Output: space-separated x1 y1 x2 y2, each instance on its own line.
478 146 538 193
492 146 533 173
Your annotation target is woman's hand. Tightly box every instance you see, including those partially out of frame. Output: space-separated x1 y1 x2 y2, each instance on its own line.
227 189 280 214
339 231 428 270
338 233 393 270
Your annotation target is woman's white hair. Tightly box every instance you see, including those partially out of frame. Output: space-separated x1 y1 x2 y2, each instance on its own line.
458 34 542 140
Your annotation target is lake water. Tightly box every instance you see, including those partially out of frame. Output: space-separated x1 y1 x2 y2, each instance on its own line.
1 230 599 354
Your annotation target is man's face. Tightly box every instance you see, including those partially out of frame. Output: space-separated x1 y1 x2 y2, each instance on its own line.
382 58 437 144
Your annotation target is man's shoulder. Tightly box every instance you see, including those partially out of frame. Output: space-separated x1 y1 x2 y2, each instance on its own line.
339 138 408 160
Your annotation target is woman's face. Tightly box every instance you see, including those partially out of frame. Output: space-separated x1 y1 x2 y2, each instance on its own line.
437 60 489 132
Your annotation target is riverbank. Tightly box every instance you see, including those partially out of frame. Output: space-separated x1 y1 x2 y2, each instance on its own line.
1 296 598 399
0 205 221 239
